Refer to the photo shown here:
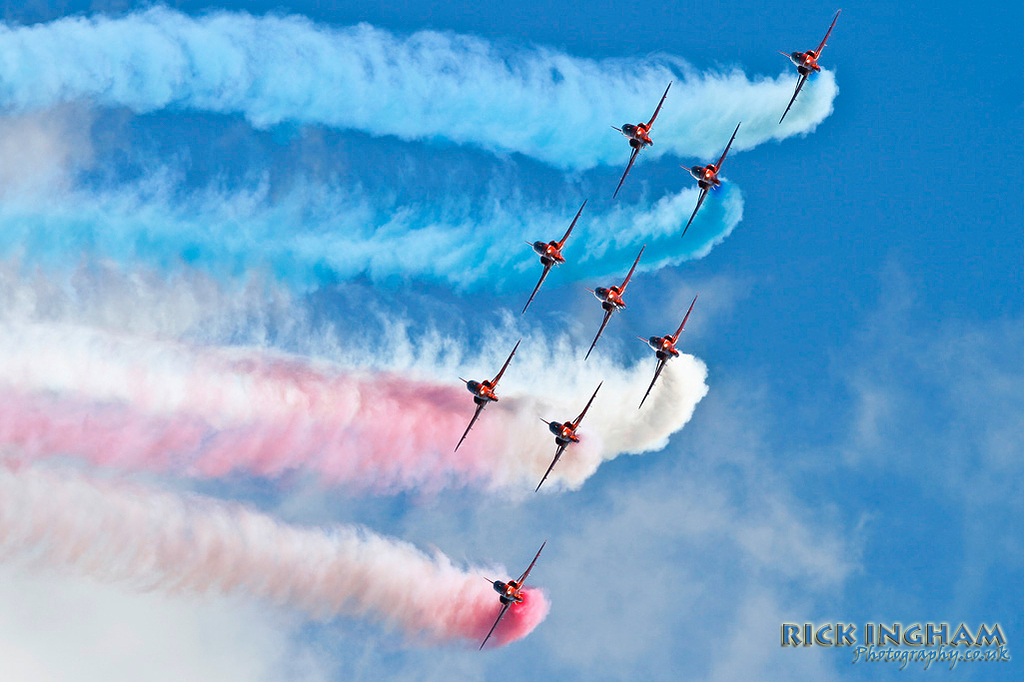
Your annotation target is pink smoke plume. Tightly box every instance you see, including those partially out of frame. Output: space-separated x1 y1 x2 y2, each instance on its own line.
0 322 708 492
0 464 549 647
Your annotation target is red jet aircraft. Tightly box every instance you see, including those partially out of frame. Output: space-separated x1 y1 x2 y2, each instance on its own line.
779 10 841 125
638 293 698 409
479 541 546 650
682 122 740 237
536 382 602 492
522 200 587 315
611 82 672 198
585 245 645 361
455 339 521 452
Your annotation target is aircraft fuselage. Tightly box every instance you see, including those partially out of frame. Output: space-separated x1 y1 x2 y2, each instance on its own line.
466 379 498 405
548 421 580 446
593 286 626 312
688 165 721 190
493 579 524 605
789 51 821 75
648 336 681 360
619 123 653 149
532 240 566 266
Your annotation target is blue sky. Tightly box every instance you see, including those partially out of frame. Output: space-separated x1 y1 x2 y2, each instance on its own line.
0 1 1020 680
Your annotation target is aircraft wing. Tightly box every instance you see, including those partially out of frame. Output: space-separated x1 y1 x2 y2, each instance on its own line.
672 294 699 342
584 309 614 361
638 358 668 409
455 402 487 452
559 199 587 246
522 264 553 315
520 264 552 315
646 81 672 128
491 339 521 385
612 147 640 199
779 73 808 124
516 541 547 586
573 382 603 427
715 122 741 171
535 443 568 492
479 602 511 650
682 187 709 237
815 9 841 57
619 245 646 292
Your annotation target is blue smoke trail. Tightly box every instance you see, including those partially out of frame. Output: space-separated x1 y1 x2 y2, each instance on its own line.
0 173 742 292
0 7 837 170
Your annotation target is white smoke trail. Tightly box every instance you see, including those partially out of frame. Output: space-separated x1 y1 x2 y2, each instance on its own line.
0 464 549 647
0 259 306 347
0 8 837 169
0 314 707 493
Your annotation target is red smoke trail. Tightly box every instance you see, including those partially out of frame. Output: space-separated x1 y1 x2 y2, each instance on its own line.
0 323 708 492
0 379 515 490
0 464 549 647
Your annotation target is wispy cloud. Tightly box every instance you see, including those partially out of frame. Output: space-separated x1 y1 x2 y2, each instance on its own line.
0 8 836 169
0 464 548 648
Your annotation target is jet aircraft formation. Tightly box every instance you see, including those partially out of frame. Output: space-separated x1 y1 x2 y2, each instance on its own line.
455 10 842 649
